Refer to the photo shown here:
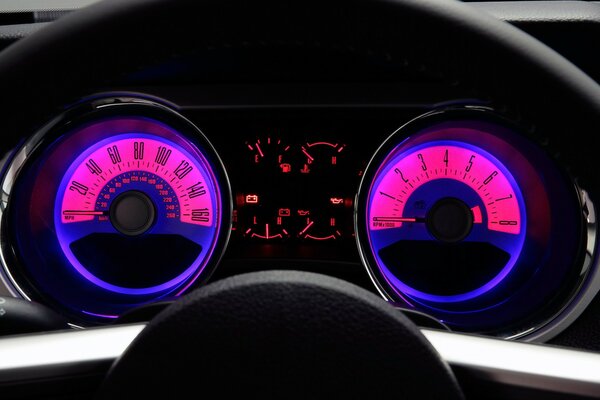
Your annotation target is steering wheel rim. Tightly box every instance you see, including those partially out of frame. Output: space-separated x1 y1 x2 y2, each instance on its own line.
99 270 465 399
1 0 600 144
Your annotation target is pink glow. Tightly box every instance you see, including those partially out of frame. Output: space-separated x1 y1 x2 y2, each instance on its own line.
60 137 214 226
369 144 521 234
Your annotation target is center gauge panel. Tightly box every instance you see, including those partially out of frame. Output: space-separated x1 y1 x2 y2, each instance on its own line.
193 109 388 262
236 137 355 242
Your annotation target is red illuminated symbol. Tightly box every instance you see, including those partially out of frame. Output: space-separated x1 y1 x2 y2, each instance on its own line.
330 197 343 205
280 163 292 173
245 194 259 204
300 164 310 174
298 210 310 216
278 208 291 217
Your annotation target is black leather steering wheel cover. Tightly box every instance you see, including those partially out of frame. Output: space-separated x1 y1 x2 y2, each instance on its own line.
99 270 463 399
0 0 599 191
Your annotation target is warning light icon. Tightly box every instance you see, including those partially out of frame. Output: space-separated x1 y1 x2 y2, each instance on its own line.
280 163 292 173
245 194 259 204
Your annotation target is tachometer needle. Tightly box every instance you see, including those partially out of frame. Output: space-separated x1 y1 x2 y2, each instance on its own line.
62 210 108 216
372 216 425 223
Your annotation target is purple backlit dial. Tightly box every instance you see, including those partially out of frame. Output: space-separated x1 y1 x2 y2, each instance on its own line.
366 140 526 303
55 134 221 296
0 98 231 323
353 109 584 337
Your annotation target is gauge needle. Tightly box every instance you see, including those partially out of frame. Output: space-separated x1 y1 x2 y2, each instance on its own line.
62 210 108 216
372 216 425 223
299 220 314 236
255 142 265 158
301 147 314 162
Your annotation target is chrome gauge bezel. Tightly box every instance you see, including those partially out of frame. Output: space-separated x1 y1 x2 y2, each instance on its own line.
0 95 233 323
355 106 598 340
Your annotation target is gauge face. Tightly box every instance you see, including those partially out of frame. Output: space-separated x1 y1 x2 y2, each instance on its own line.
240 194 292 240
235 136 355 242
368 141 526 302
56 134 220 295
356 111 587 336
0 99 230 322
245 136 293 173
299 141 346 174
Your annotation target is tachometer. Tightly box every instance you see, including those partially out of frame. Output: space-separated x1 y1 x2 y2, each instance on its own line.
0 97 231 323
356 108 594 338
368 141 526 302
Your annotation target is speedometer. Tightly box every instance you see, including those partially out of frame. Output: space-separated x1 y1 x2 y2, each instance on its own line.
356 108 594 338
56 133 219 296
0 97 231 323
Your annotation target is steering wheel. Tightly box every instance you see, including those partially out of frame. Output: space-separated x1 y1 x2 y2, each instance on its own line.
1 0 599 398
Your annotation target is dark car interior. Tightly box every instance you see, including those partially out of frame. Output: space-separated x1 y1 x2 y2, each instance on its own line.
2 0 600 398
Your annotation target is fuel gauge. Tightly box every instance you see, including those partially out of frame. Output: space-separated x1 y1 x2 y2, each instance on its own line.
245 136 293 174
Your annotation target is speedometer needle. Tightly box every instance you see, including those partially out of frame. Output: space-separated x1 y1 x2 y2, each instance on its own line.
62 210 108 216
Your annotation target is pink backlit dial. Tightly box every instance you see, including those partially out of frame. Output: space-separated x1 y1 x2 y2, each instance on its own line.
369 144 521 234
60 137 213 227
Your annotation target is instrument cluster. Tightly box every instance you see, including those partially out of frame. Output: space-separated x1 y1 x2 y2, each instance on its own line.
0 95 596 341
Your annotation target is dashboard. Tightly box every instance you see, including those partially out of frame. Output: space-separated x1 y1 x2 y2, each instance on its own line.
0 87 595 343
4 0 600 398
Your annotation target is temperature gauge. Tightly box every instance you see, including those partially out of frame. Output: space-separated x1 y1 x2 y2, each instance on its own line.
299 141 346 174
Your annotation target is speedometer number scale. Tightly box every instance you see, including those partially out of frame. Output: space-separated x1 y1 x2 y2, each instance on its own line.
56 135 218 295
0 99 230 322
